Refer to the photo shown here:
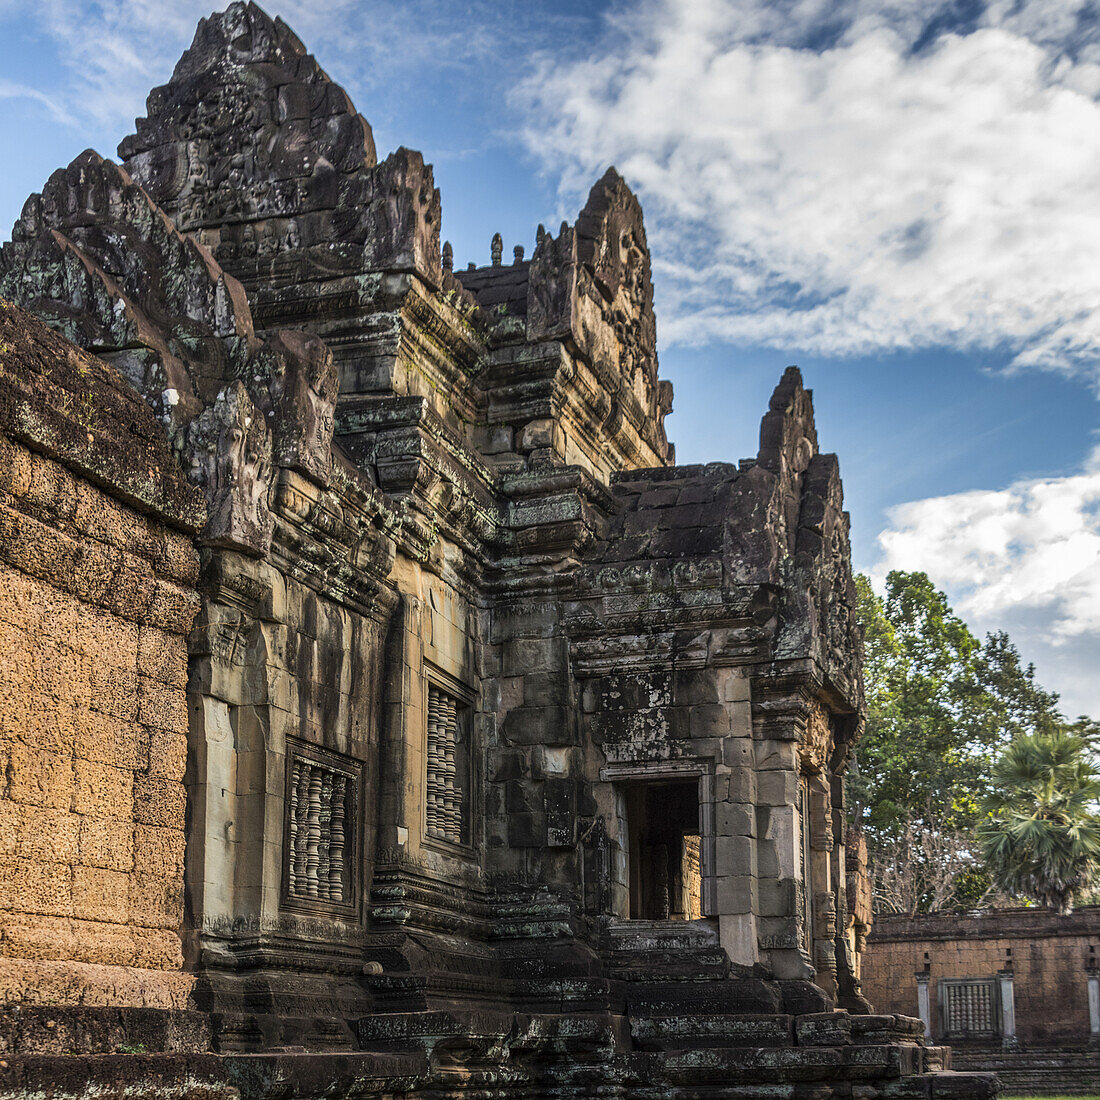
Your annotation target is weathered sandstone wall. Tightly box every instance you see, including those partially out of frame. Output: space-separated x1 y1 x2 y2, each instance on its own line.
863 907 1100 1046
0 302 204 1007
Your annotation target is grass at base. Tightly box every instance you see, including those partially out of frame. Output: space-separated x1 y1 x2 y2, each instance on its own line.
1004 1095 1100 1099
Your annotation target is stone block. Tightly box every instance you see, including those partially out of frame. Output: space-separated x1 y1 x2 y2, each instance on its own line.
501 705 570 745
72 760 132 820
757 769 798 807
103 552 157 619
715 835 754 878
0 857 72 917
523 672 568 707
719 912 758 967
516 419 555 452
507 811 546 848
533 745 571 779
137 626 188 688
716 874 757 914
716 801 754 837
17 806 79 864
505 779 541 814
132 776 186 829
4 744 75 810
795 1011 852 1046
129 925 183 970
146 731 187 782
718 670 751 703
689 702 730 738
146 579 201 634
138 678 189 734
480 425 514 454
722 737 753 768
78 817 133 872
674 669 719 705
502 636 558 675
87 664 139 723
133 825 184 879
72 872 133 941
725 766 756 803
755 739 797 771
128 872 183 929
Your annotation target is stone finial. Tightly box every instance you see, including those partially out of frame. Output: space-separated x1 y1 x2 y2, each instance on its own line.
513 245 524 264
536 224 546 246
442 241 453 273
491 232 503 267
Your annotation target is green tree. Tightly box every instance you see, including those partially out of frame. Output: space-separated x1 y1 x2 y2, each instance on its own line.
978 730 1100 913
851 570 1068 913
852 572 1012 833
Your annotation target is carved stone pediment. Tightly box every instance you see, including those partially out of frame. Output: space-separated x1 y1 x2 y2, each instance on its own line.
117 2 441 289
0 151 254 426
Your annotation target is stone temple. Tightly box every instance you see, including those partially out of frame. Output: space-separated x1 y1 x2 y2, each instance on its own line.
0 5 995 1096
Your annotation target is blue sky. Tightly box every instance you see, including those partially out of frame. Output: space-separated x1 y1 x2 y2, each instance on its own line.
2 0 1099 716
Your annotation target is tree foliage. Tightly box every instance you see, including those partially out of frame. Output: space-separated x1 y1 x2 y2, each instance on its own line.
978 730 1100 914
851 570 1073 914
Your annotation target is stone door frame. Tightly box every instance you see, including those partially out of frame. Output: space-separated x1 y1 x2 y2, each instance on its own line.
600 759 717 919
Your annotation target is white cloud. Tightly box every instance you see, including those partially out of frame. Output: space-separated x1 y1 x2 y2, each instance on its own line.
0 77 72 125
515 0 1100 376
873 449 1100 716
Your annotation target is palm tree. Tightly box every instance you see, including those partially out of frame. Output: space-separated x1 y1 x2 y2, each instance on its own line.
977 729 1100 914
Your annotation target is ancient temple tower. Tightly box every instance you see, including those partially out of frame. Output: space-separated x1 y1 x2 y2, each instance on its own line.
0 4 994 1095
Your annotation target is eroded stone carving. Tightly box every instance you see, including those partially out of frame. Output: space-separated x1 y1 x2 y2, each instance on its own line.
249 329 338 482
187 380 273 553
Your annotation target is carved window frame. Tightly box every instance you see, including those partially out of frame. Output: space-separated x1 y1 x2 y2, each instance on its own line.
280 739 363 920
421 662 478 858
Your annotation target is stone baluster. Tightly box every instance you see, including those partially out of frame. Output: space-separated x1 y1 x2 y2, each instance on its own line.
329 774 346 901
288 760 301 894
317 769 333 896
292 761 310 891
306 766 322 897
426 685 444 838
442 692 458 841
425 685 463 843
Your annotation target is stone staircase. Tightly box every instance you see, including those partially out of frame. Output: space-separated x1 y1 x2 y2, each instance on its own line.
0 977 1001 1099
952 1042 1100 1094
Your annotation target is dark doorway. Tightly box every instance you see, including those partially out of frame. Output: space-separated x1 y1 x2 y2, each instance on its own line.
625 780 701 920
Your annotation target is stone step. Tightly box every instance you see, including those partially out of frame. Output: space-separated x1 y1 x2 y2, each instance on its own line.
621 977 784 1016
603 918 721 955
631 1012 794 1049
0 1006 212 1056
0 1053 238 1100
952 1044 1100 1093
0 1043 1000 1099
622 1043 967 1086
605 950 732 981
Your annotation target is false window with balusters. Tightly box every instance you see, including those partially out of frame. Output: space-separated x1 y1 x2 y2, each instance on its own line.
424 679 472 848
282 742 361 915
